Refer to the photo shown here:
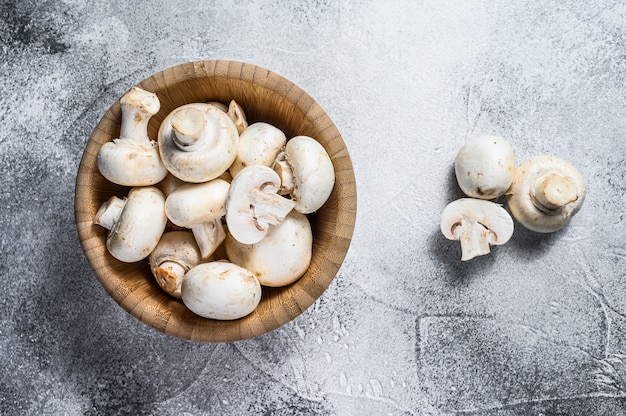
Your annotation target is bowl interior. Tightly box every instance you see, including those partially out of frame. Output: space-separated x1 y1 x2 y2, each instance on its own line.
75 60 356 342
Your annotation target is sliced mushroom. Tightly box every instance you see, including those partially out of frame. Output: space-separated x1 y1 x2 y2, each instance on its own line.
454 135 516 199
97 87 168 186
225 210 312 287
507 155 586 233
273 135 335 214
158 103 239 183
440 198 514 261
225 165 296 245
149 231 202 298
94 186 167 263
181 261 262 320
164 179 230 259
228 122 287 179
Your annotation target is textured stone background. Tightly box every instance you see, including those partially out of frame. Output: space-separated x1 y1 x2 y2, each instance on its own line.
2 1 626 415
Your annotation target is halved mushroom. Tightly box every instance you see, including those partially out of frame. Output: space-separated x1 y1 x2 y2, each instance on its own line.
94 186 167 263
158 103 239 183
273 135 335 214
225 210 312 287
225 165 296 245
228 122 287 179
96 87 168 186
440 198 514 261
507 155 586 233
164 179 230 259
181 261 262 320
149 231 202 299
454 135 516 200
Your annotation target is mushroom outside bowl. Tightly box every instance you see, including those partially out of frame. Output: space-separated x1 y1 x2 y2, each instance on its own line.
75 60 357 342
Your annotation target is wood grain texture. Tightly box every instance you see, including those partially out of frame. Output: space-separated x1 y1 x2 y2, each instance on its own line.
74 60 357 342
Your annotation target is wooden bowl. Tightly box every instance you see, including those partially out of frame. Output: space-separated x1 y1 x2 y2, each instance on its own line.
75 60 357 342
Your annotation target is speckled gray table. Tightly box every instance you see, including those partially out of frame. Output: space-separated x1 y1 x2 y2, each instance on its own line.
2 1 626 415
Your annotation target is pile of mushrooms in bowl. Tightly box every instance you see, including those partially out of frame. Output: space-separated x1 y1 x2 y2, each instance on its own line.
75 60 357 342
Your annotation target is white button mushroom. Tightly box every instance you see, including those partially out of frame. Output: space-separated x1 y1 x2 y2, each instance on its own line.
225 165 296 245
227 99 248 135
181 262 262 320
506 155 586 233
454 135 516 200
228 122 287 179
96 87 168 186
273 135 335 214
93 186 168 263
440 198 514 261
158 103 239 183
148 231 202 299
225 210 312 287
164 179 230 259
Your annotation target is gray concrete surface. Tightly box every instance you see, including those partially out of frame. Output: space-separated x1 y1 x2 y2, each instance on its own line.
2 0 626 415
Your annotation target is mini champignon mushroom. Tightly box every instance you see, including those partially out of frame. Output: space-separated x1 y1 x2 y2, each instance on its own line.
507 155 586 233
225 210 312 287
440 198 514 261
227 99 248 135
96 87 168 186
164 179 230 259
454 135 516 200
229 122 287 179
93 186 167 263
158 103 239 183
148 231 203 299
273 135 335 214
181 261 262 320
226 165 296 245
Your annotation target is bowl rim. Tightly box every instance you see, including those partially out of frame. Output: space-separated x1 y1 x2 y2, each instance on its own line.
74 59 357 342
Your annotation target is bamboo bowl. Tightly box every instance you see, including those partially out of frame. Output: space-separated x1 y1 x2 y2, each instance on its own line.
75 60 357 342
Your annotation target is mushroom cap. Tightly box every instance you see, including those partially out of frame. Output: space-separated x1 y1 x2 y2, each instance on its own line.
149 231 202 298
158 103 239 183
226 165 296 245
106 186 167 263
507 155 586 233
225 210 312 287
285 135 335 214
229 122 287 178
119 86 160 119
181 261 262 320
454 135 516 200
97 140 168 186
441 198 514 242
164 179 230 228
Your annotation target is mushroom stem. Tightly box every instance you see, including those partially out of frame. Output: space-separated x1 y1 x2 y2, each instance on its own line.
118 87 160 143
273 153 295 195
154 260 187 295
93 196 126 230
531 174 578 213
454 216 492 261
171 106 207 149
251 188 296 230
191 219 226 259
